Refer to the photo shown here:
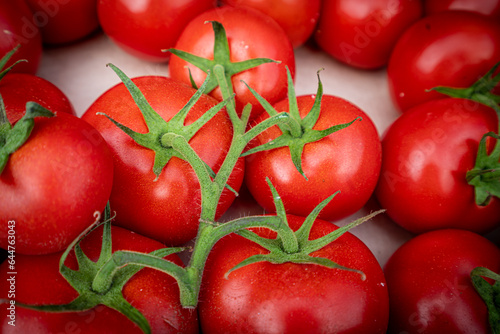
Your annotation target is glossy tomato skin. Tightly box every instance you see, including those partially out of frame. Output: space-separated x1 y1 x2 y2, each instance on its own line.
169 5 295 121
98 0 216 62
385 229 500 333
0 0 42 74
0 112 114 255
245 95 381 222
220 0 320 48
375 98 500 234
387 10 500 112
1 73 75 124
82 76 244 246
199 214 389 333
0 225 199 333
25 0 99 45
424 0 500 19
314 0 423 69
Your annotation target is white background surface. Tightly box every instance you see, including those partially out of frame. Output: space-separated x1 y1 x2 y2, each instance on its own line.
36 31 500 267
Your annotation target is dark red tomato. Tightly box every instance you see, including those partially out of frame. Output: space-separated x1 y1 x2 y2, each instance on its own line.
245 95 381 222
199 214 389 333
0 225 199 333
169 5 295 121
82 76 244 246
0 0 42 74
220 0 320 48
387 11 500 112
375 98 500 234
384 229 500 333
424 0 500 19
0 112 114 255
314 0 423 70
25 0 99 45
97 0 216 62
1 73 75 124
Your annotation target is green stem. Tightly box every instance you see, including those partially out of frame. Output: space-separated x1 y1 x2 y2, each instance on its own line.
143 215 285 307
91 247 185 295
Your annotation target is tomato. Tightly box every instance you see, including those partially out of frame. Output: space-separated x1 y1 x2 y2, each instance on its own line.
0 112 114 255
169 5 295 121
82 75 244 246
375 98 500 234
198 214 389 333
97 0 216 62
25 0 100 45
424 0 500 19
220 0 320 48
1 73 75 124
0 224 199 333
313 0 423 70
0 0 42 74
387 10 500 112
245 94 381 222
384 229 500 333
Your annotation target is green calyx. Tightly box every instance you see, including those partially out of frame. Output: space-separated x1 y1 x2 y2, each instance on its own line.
431 62 500 114
432 62 500 206
13 204 185 334
0 99 54 174
97 63 229 181
167 20 278 116
471 267 500 334
0 45 27 81
466 131 500 206
0 45 54 174
225 178 383 280
242 67 361 180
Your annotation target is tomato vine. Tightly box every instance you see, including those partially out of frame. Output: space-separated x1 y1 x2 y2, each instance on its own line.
11 22 382 333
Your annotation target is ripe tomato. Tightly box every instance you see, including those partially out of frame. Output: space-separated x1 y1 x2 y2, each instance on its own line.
97 0 216 62
0 0 42 74
25 0 100 45
82 75 244 246
245 94 381 222
169 5 295 121
198 214 389 333
0 224 199 333
0 112 114 255
220 0 320 48
375 98 500 234
424 0 500 19
314 0 423 70
1 73 75 124
387 10 500 112
384 229 500 333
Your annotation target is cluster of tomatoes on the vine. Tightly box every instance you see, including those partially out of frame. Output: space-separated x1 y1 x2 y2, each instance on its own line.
1 0 500 333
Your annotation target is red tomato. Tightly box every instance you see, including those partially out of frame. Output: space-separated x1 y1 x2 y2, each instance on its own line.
169 5 295 121
0 225 199 333
384 229 500 333
314 0 423 69
1 73 75 124
0 0 42 74
82 75 244 246
97 0 216 62
424 0 500 19
375 98 500 234
198 214 389 333
245 95 381 222
0 112 114 255
387 10 500 112
25 0 99 45
220 0 320 48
